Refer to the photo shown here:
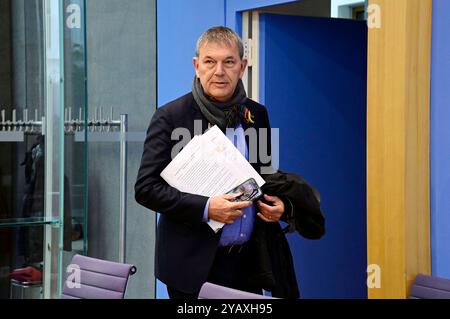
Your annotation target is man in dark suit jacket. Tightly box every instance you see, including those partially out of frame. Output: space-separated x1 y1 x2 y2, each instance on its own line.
135 26 285 299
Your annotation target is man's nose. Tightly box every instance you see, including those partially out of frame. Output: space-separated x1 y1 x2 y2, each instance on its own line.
214 62 225 76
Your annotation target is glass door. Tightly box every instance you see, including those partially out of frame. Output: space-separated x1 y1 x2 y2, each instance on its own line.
60 0 88 286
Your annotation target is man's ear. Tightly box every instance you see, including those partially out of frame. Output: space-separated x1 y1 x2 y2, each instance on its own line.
193 57 200 78
239 58 248 78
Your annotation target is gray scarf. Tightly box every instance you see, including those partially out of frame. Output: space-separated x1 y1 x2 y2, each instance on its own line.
192 76 248 130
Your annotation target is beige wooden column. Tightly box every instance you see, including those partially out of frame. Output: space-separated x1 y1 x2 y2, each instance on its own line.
367 0 432 299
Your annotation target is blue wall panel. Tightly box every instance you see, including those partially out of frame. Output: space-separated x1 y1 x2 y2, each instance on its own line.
431 0 450 279
260 14 367 298
157 0 225 106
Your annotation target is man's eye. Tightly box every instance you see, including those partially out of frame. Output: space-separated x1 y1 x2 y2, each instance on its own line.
225 60 235 65
205 60 214 64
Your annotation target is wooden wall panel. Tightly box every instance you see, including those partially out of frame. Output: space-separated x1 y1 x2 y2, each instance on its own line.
367 0 431 299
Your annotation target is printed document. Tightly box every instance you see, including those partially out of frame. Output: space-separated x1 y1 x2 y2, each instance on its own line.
160 125 265 232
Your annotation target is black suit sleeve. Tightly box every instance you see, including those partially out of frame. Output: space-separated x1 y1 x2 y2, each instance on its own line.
135 107 209 224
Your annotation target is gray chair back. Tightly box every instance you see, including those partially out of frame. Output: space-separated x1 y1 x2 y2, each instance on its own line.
409 274 450 299
61 254 136 299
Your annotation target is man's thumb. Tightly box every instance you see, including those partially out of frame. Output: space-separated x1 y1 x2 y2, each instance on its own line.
223 192 242 200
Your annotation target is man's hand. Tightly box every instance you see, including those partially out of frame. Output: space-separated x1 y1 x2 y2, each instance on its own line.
208 193 253 224
257 194 285 223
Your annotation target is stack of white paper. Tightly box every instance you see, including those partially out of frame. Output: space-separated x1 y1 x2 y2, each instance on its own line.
160 125 265 232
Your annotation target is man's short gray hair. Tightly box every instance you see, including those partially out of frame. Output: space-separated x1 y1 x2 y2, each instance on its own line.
195 26 244 60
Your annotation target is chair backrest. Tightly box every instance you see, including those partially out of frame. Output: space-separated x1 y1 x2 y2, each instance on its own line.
61 254 137 299
198 282 277 299
409 274 450 299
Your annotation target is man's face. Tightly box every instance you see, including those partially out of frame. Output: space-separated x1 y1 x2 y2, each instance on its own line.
193 41 247 102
